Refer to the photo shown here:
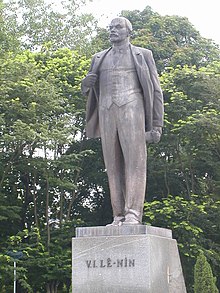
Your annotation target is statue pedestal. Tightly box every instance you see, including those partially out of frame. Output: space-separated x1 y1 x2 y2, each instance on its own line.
72 225 186 293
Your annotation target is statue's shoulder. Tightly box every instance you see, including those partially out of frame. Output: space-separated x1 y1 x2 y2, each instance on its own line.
93 48 111 59
90 48 111 72
131 45 152 56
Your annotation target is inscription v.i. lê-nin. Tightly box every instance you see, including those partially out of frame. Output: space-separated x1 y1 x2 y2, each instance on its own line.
86 257 135 269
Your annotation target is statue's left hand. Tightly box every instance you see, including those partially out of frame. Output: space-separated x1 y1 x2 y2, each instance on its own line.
145 127 162 144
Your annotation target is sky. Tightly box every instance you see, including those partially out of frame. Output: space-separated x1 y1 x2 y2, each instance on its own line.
83 0 220 45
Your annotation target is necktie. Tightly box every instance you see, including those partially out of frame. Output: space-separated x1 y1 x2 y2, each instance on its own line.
112 48 121 66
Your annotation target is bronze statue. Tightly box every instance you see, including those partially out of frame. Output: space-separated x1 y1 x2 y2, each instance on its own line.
81 17 163 226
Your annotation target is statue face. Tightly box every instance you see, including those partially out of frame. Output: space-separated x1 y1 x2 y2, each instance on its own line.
109 18 129 44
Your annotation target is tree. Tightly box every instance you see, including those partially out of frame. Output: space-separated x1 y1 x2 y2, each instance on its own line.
92 6 220 72
151 61 220 200
2 0 97 54
0 47 90 292
0 0 21 54
194 252 219 293
143 195 220 293
121 6 220 72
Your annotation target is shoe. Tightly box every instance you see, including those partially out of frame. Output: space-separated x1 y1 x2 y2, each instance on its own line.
123 219 140 225
106 216 125 226
123 216 141 225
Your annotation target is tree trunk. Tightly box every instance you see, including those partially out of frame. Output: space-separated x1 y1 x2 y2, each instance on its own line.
164 161 170 196
33 171 39 228
59 171 64 228
66 169 81 221
176 138 191 199
67 190 77 221
190 160 195 194
46 281 60 293
46 175 50 251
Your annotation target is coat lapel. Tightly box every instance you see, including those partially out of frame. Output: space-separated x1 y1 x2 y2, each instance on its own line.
91 48 112 74
130 45 143 68
86 48 111 138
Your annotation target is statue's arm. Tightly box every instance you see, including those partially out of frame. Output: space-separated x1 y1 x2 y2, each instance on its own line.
81 55 98 95
143 49 164 143
145 51 163 122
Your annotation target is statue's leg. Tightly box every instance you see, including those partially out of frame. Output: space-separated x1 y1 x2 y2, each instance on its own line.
99 105 125 224
117 98 147 224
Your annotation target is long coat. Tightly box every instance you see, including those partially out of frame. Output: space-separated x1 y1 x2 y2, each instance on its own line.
83 44 164 138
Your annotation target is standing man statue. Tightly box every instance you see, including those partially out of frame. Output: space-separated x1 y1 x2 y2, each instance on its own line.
81 17 163 226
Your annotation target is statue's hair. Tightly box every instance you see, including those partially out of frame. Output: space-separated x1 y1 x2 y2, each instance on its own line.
121 17 133 33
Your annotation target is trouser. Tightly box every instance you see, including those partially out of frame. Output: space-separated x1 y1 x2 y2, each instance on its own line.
99 98 147 222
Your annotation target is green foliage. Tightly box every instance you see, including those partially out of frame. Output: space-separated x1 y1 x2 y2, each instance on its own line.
2 0 97 54
0 194 21 242
0 0 21 54
0 47 89 292
194 252 219 293
121 6 220 72
2 224 77 292
143 195 220 292
146 61 220 200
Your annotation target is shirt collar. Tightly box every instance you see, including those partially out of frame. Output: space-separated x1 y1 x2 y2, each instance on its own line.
112 43 130 54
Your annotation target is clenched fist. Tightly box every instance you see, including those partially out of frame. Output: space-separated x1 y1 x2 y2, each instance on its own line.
145 127 162 144
82 73 98 88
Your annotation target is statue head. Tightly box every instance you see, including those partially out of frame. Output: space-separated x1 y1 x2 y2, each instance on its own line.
109 17 132 45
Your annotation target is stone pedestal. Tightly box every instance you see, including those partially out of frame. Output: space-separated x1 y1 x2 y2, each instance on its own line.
72 225 187 293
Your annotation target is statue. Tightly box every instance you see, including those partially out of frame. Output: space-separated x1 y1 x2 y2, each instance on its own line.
81 17 164 226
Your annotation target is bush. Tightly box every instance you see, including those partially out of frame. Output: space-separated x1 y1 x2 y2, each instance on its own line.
194 252 219 293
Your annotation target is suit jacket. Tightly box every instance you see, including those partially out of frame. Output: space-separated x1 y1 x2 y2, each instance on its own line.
82 44 164 138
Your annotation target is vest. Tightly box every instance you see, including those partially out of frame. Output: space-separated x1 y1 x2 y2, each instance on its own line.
98 47 143 109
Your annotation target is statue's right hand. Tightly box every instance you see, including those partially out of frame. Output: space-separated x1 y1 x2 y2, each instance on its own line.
82 73 98 88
